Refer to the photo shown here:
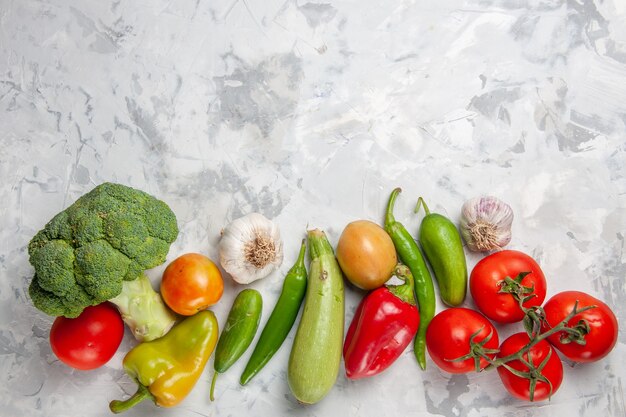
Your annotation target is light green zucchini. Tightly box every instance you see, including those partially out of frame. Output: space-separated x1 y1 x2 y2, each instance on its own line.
288 229 344 404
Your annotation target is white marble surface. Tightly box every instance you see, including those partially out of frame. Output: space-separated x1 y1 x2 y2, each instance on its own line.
1 0 625 416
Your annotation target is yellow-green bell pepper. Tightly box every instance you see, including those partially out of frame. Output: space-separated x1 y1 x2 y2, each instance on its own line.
109 310 218 413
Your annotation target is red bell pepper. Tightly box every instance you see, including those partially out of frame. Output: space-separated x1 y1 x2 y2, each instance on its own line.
343 264 420 379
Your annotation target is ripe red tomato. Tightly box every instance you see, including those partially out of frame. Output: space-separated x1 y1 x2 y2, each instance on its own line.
497 332 563 402
541 291 618 362
470 250 547 323
161 253 224 316
50 303 124 370
426 308 499 373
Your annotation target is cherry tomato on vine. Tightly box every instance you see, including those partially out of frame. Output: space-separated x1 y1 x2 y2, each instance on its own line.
497 332 563 402
541 291 618 363
470 250 547 323
426 307 499 373
161 253 224 316
50 303 124 370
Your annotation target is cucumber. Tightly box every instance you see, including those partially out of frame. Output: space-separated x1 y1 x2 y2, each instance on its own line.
210 289 262 401
417 198 468 306
288 229 344 404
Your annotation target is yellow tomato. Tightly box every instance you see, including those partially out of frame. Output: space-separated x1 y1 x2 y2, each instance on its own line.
336 220 397 290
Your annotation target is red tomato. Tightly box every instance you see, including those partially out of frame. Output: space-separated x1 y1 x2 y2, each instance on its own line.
541 291 618 362
470 250 547 323
497 332 563 402
426 308 499 373
161 253 224 316
50 303 124 370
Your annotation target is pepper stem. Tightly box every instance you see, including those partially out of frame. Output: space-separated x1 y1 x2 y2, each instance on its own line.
295 238 307 267
109 383 153 414
415 197 430 215
387 264 417 306
385 188 401 227
210 372 218 402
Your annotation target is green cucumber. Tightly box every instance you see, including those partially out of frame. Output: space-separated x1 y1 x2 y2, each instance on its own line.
416 198 468 306
210 289 262 401
288 229 344 404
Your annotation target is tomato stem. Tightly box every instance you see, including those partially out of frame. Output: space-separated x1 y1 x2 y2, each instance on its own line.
448 302 597 379
498 272 536 312
484 302 595 370
445 326 499 372
558 318 592 345
450 297 596 402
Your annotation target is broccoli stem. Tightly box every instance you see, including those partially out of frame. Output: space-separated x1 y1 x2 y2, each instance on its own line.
110 274 177 342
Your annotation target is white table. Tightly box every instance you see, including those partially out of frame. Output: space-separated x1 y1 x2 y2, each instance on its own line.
1 1 624 416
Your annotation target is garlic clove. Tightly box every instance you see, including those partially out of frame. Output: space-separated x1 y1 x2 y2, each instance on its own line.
218 213 284 284
460 196 513 252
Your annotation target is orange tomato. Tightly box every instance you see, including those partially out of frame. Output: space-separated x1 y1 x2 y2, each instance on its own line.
336 220 397 290
161 253 224 316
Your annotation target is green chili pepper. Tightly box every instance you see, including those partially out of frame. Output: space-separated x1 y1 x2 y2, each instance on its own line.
416 197 468 306
239 239 308 386
384 188 435 370
210 289 262 401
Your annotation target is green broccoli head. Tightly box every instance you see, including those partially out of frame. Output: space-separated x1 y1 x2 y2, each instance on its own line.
28 183 179 318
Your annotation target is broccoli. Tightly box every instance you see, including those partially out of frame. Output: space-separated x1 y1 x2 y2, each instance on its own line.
27 182 178 341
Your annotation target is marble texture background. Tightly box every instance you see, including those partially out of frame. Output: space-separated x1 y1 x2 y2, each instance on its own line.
1 0 625 416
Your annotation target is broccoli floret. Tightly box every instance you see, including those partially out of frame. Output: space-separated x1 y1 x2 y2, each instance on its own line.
28 276 84 318
27 183 178 340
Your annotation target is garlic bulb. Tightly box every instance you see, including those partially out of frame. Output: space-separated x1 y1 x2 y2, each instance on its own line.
219 213 284 284
460 196 513 252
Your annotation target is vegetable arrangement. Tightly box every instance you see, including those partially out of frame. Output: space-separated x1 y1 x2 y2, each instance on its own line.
28 183 178 341
26 183 619 412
